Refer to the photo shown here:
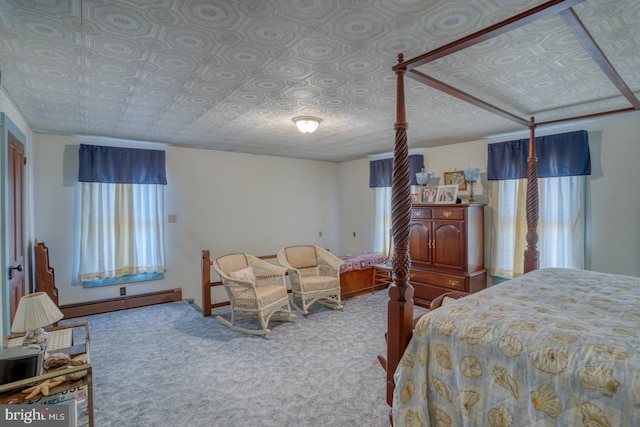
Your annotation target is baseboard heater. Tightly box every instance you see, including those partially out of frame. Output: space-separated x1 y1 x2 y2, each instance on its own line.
59 288 183 319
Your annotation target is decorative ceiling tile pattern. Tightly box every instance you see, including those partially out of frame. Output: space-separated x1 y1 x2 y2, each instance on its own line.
0 0 638 162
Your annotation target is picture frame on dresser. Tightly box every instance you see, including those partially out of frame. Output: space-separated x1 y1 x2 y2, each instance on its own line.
420 186 438 203
443 170 467 190
435 185 458 203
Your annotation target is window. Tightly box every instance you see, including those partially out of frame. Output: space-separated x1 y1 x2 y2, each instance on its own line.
488 130 590 278
77 145 167 287
490 176 585 278
373 187 392 254
370 155 424 255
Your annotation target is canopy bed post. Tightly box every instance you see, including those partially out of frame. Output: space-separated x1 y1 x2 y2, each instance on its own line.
386 53 415 405
524 117 539 273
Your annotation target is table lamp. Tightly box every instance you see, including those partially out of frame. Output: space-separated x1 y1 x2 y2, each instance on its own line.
11 292 64 345
463 167 481 203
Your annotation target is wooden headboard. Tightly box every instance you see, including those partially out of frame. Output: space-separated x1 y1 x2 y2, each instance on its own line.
34 241 59 306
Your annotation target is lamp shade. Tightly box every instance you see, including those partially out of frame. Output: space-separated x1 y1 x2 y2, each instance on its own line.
11 292 64 333
415 168 431 185
292 116 322 134
463 167 480 182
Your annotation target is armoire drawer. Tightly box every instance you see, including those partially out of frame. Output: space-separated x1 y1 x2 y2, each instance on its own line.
432 207 464 220
409 268 468 290
411 207 432 219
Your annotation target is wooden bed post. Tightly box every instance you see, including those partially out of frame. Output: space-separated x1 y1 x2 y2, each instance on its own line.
524 117 539 273
202 250 212 317
386 53 415 406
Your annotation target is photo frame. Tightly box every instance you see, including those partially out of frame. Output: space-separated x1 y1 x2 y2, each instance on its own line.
444 171 467 190
410 193 419 204
420 186 438 204
435 185 459 204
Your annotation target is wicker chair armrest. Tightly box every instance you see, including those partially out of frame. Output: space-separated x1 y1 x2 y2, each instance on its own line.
247 256 287 276
241 257 286 288
316 247 346 270
276 251 293 269
219 276 259 297
317 265 339 278
216 269 256 286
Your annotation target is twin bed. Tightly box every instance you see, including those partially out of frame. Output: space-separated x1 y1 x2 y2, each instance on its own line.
386 0 640 425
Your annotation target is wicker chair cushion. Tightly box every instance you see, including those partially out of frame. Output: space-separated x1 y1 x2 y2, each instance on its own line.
301 276 339 291
216 253 248 274
256 285 288 306
229 265 256 283
284 246 318 269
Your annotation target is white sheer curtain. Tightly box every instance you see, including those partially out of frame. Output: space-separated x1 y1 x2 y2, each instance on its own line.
490 176 585 278
78 182 165 281
490 179 528 278
373 187 392 255
538 176 585 269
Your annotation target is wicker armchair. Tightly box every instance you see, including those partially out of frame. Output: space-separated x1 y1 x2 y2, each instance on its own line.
213 253 294 335
277 245 345 314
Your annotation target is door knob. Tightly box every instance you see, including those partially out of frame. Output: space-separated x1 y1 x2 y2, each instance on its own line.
8 264 22 280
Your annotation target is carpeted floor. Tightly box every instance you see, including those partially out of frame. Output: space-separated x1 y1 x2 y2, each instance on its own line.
62 290 424 427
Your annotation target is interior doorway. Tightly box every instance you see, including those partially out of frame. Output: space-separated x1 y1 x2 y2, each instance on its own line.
2 113 26 336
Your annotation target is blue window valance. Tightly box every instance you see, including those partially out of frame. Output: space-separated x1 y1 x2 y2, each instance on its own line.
369 154 424 187
78 144 167 184
487 130 590 180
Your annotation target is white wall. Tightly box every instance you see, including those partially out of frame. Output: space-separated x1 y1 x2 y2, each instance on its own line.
337 158 375 254
31 135 340 308
339 112 640 278
583 114 640 275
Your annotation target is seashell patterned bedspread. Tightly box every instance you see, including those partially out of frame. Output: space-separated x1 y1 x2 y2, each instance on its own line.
392 268 640 427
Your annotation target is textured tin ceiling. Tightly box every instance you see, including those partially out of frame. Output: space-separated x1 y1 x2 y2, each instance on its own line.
0 0 638 162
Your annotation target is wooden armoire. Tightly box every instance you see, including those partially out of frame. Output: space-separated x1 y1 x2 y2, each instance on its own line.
408 203 487 307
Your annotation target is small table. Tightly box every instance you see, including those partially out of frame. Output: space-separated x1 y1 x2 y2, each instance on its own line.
1 322 94 427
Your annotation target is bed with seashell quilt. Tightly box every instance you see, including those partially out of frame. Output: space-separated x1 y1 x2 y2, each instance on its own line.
392 268 640 427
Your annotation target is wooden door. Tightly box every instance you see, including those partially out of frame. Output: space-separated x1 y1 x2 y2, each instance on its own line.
7 127 25 325
1 113 26 332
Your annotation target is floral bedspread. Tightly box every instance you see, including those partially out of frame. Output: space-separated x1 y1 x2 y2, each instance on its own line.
393 268 640 427
338 252 388 274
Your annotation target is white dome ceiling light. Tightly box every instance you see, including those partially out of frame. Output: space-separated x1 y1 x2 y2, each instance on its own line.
292 116 322 134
